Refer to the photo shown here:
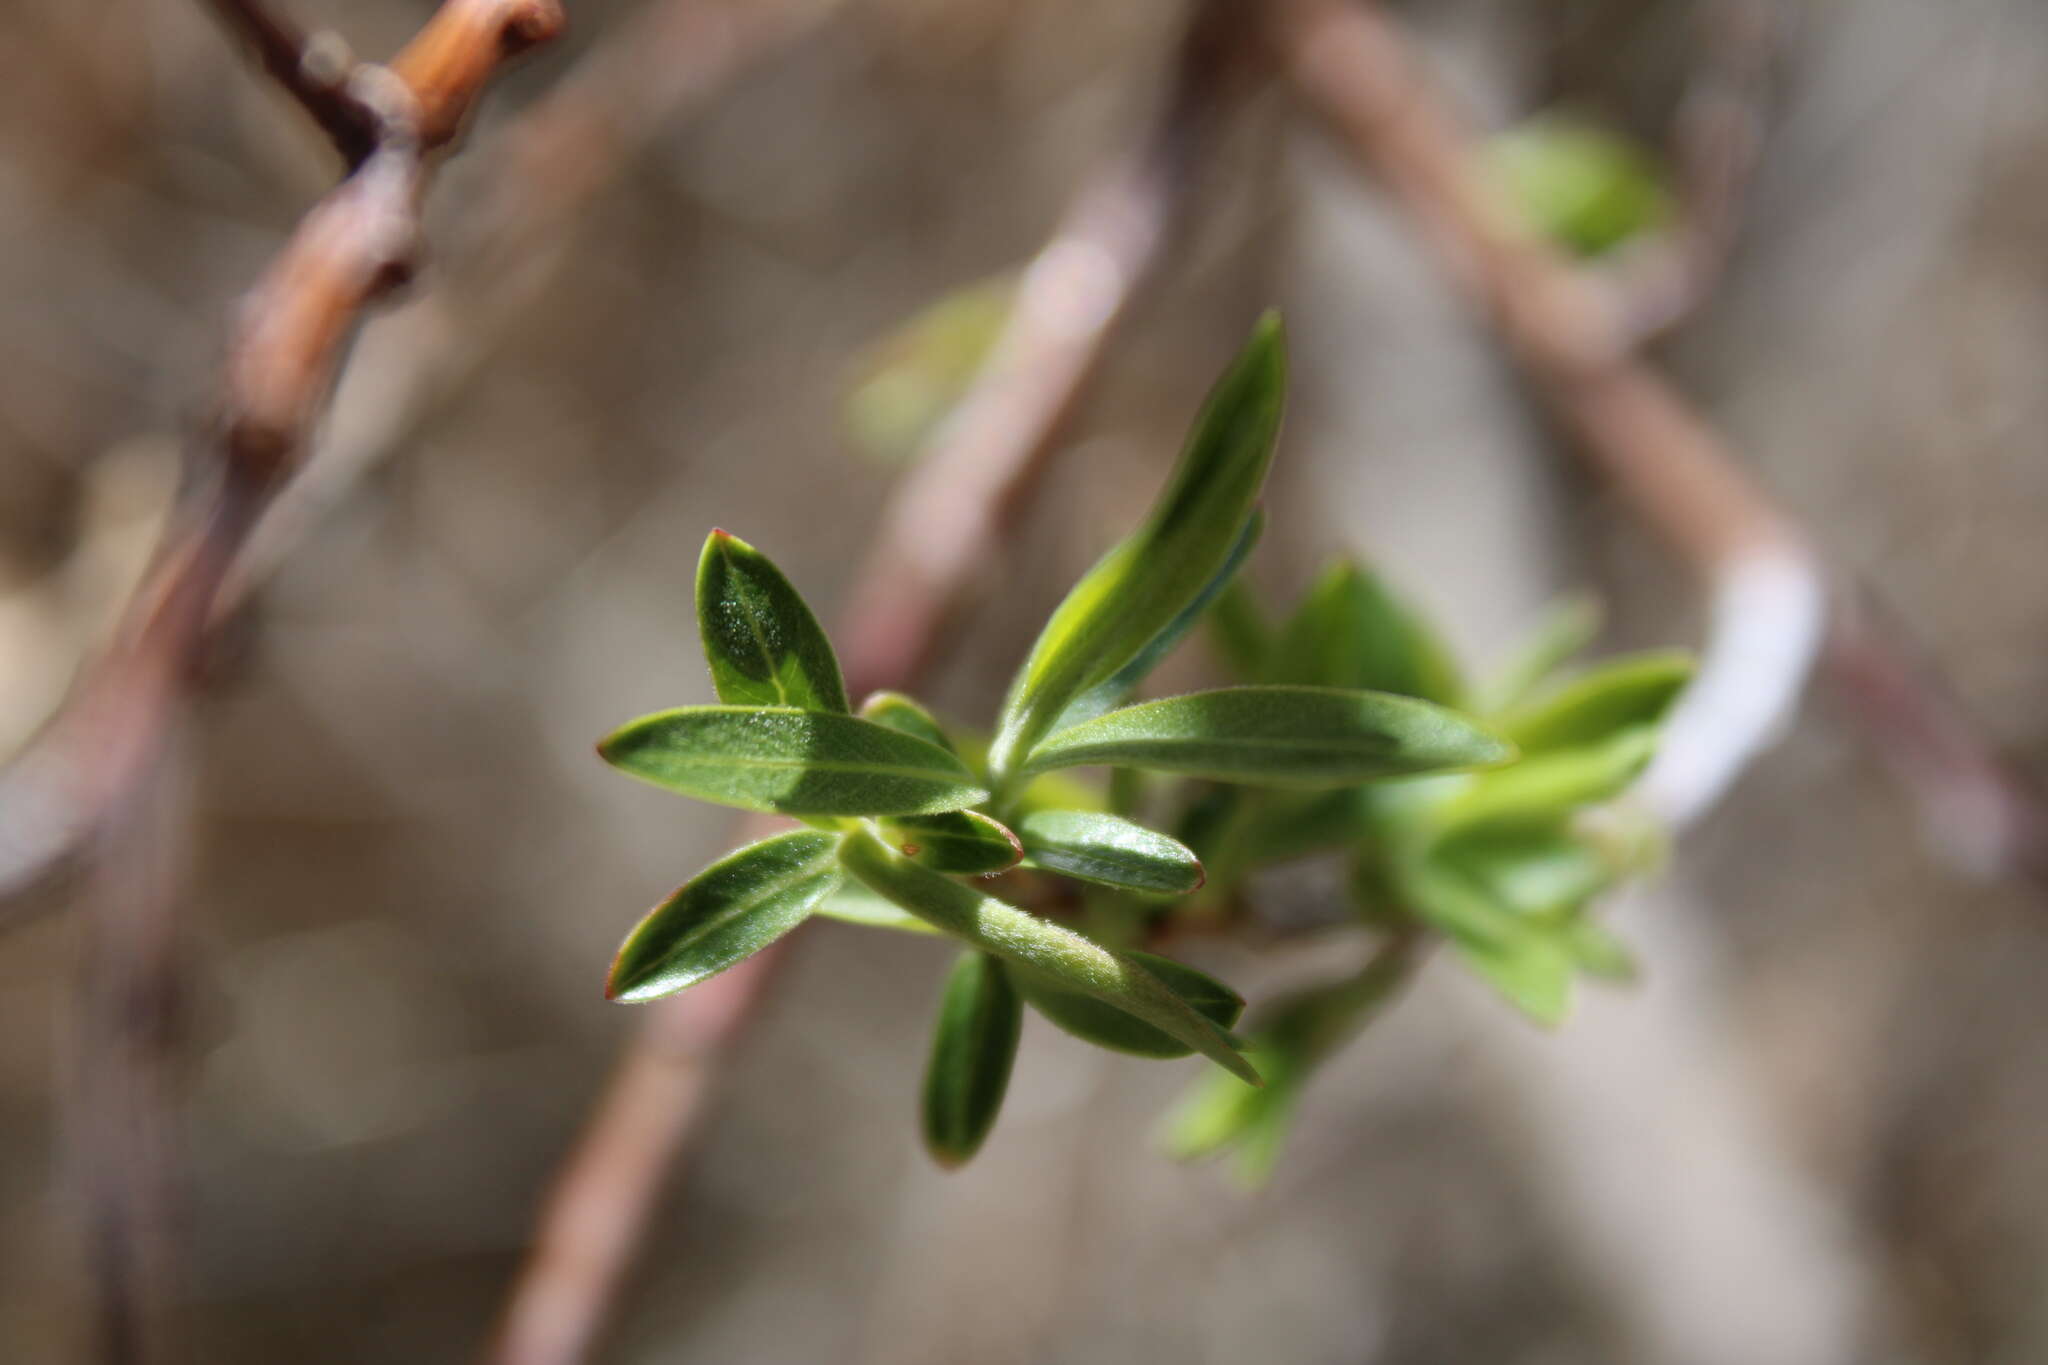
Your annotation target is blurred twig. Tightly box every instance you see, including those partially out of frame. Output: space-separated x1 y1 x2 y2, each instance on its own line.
40 3 566 1358
202 0 382 168
1261 0 2048 870
479 6 1250 1362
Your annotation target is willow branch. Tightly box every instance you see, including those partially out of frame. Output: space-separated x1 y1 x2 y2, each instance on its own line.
1263 0 2048 872
478 8 1247 1363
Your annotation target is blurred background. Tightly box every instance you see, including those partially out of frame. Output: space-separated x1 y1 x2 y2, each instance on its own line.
3 0 2047 1360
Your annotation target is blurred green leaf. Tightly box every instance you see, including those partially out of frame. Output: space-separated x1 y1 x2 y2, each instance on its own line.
1403 859 1574 1024
695 530 849 713
1488 112 1672 257
922 952 1023 1168
1564 917 1637 981
845 272 1016 466
606 832 840 1002
1016 810 1205 895
1433 727 1659 833
1268 558 1464 706
1022 686 1514 785
1497 651 1693 756
858 690 957 754
599 707 988 816
877 809 1023 875
1482 592 1602 714
1449 930 1576 1026
1015 949 1243 1058
1206 577 1272 681
988 315 1287 784
838 828 1259 1084
1438 827 1611 920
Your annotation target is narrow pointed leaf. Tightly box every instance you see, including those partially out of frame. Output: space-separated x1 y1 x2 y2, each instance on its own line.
1052 510 1264 734
1564 918 1636 981
1437 828 1611 920
989 315 1287 782
1404 857 1575 1024
1449 931 1576 1026
696 530 848 712
1016 810 1204 895
877 810 1023 875
1014 950 1243 1058
1206 577 1272 680
606 832 839 1002
1433 726 1659 833
858 690 956 754
1268 559 1463 705
1482 592 1602 713
1021 686 1514 785
1496 651 1693 755
838 828 1259 1084
599 707 987 816
921 952 1022 1168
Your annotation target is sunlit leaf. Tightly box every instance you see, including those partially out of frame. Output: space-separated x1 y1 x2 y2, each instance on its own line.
1022 686 1514 785
695 530 849 713
599 707 988 816
1496 651 1693 756
877 810 1023 875
988 315 1287 784
1014 949 1242 1058
814 880 941 935
838 829 1259 1084
1432 726 1659 833
1016 810 1205 895
605 832 840 1003
858 690 957 754
1437 827 1611 920
1267 558 1463 706
922 952 1022 1168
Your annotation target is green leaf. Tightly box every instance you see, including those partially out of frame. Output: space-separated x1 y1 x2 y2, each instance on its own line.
1449 930 1576 1026
1014 949 1243 1058
844 271 1016 466
1437 827 1611 920
1433 726 1659 833
1488 112 1672 258
921 952 1023 1168
988 315 1287 784
877 810 1023 875
858 690 956 754
1015 810 1205 895
1401 858 1574 1024
1021 686 1514 785
1482 592 1602 714
1564 917 1636 981
1268 559 1463 706
1206 577 1271 681
599 707 989 816
606 832 840 1002
838 828 1259 1084
695 530 849 713
1052 510 1265 734
1496 651 1693 756
814 880 941 935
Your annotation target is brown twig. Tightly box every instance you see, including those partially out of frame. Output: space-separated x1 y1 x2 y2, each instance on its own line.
48 4 565 1357
1262 0 2048 867
478 7 1248 1362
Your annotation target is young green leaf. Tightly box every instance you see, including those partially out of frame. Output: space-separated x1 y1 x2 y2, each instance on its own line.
877 810 1023 875
599 707 988 816
1402 858 1575 1025
1014 949 1243 1058
1436 827 1611 920
838 828 1259 1084
1563 917 1636 981
814 880 941 935
1482 592 1602 714
988 315 1287 784
1267 558 1463 706
1432 726 1659 834
1020 686 1514 785
606 831 840 1003
1015 810 1205 895
695 530 849 713
858 690 956 754
922 952 1023 1168
1496 651 1693 755
1449 931 1576 1026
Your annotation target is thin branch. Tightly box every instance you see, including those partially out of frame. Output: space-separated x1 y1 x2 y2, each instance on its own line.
203 0 382 167
479 7 1247 1362
1262 0 2048 867
51 3 566 1356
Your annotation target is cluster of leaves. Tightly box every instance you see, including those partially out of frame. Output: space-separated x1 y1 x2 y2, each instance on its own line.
597 314 1689 1174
